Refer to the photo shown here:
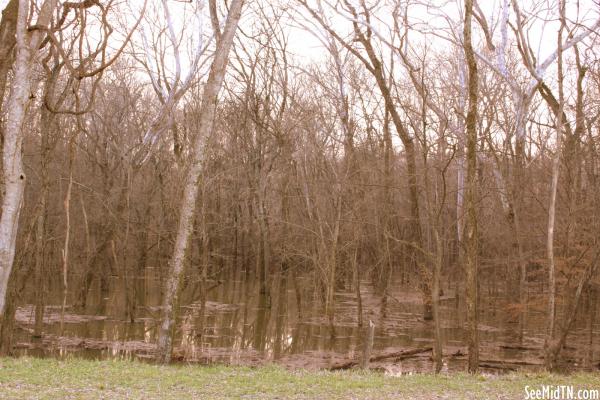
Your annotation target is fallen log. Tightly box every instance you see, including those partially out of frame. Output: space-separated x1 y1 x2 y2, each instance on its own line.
330 347 433 370
479 363 517 372
478 358 543 367
499 345 540 351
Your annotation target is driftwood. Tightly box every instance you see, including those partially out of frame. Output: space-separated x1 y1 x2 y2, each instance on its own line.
499 344 540 351
478 358 543 367
330 346 433 370
450 346 543 369
480 363 517 371
448 348 466 357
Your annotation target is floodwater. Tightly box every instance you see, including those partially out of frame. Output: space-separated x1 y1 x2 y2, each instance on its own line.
13 267 599 374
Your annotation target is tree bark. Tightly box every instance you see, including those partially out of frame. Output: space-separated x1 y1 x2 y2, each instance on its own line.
463 0 480 374
0 0 18 110
0 0 30 317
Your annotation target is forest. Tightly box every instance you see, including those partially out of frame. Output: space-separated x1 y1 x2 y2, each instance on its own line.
0 0 599 378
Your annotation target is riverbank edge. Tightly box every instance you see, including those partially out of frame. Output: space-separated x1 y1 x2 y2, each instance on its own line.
0 357 598 399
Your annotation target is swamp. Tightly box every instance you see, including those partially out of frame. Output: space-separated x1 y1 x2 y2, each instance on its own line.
0 0 600 397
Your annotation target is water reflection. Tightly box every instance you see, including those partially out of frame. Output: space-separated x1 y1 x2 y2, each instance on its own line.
13 270 599 373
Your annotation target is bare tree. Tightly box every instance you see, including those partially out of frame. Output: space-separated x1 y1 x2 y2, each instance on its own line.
156 0 245 363
0 0 144 318
0 0 52 317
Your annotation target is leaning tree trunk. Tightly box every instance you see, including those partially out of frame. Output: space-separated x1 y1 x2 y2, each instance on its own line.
156 0 245 364
0 0 30 317
545 0 566 371
463 0 480 374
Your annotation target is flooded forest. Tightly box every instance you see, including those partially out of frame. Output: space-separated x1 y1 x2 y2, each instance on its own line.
0 0 599 375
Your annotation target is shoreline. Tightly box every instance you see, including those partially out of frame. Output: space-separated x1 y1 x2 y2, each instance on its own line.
0 357 598 399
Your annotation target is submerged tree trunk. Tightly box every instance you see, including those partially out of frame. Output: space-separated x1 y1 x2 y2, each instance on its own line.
0 273 18 354
33 107 53 335
156 0 245 364
546 254 599 370
256 182 271 300
326 184 342 336
585 288 596 370
463 0 480 374
432 229 443 373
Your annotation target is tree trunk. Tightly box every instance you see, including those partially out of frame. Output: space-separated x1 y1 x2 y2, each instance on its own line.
0 275 18 354
33 99 55 336
432 229 443 373
585 288 596 370
0 0 17 110
256 182 271 300
156 0 245 363
463 0 480 374
360 320 375 369
544 0 566 371
0 0 30 317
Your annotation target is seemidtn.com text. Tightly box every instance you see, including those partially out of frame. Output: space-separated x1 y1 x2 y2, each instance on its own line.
525 385 600 400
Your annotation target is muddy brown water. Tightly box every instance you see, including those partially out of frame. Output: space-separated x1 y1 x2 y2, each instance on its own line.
12 269 600 374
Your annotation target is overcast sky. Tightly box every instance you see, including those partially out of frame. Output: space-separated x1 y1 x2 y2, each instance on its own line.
1 0 598 72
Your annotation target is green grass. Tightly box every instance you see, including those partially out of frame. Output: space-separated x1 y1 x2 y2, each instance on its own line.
0 357 598 399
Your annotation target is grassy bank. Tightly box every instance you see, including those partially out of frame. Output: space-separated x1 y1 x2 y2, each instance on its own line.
0 357 598 399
